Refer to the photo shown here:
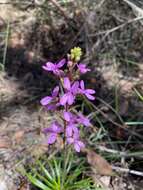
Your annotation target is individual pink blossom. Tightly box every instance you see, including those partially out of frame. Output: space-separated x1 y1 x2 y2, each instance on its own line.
73 139 85 152
63 111 76 122
40 86 59 110
63 111 91 127
77 63 90 74
67 132 85 152
77 113 91 127
42 122 63 144
42 59 66 76
66 124 79 138
66 125 85 152
60 77 79 105
79 80 95 100
63 111 78 137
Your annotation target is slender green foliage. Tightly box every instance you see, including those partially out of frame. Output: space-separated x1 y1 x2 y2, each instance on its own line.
25 152 101 190
134 88 143 101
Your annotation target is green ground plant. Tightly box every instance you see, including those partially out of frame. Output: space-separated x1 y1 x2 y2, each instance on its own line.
24 151 103 190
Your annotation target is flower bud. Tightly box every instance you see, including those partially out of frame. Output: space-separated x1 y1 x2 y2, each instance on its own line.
70 47 82 62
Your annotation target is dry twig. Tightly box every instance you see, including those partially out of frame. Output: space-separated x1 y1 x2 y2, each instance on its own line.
112 166 143 177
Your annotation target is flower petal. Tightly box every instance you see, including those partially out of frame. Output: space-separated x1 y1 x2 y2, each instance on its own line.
80 80 85 90
42 127 53 134
46 104 57 111
40 96 52 106
86 89 95 94
74 140 85 152
52 86 59 97
60 93 68 105
73 127 79 139
57 59 66 68
67 137 74 144
42 62 55 71
51 123 58 132
78 113 91 127
78 63 85 69
78 64 90 74
74 143 80 152
83 118 91 127
51 122 63 133
63 77 71 90
47 133 57 144
77 141 85 148
71 81 79 95
66 126 73 137
42 65 50 71
63 111 71 122
53 69 64 76
85 93 95 100
67 93 74 105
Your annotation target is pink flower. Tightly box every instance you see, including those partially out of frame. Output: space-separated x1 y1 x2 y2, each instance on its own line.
42 122 63 144
67 132 85 152
79 80 95 100
66 124 79 138
40 86 59 110
42 59 66 76
63 111 76 122
60 78 79 105
77 113 91 127
73 140 85 152
77 64 90 74
66 125 85 152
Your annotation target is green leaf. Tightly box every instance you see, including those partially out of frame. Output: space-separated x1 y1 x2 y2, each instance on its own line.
26 173 50 190
47 160 56 179
134 88 143 101
38 161 59 188
68 178 91 190
53 159 61 187
38 161 53 180
65 168 82 185
35 171 57 189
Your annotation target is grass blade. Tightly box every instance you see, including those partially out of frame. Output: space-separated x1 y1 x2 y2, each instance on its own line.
26 173 50 190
